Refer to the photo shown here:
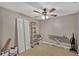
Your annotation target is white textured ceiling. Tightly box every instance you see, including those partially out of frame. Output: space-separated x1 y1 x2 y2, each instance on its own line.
0 2 79 19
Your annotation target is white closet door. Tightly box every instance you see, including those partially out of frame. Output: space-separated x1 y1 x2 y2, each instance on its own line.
17 18 25 53
24 20 31 50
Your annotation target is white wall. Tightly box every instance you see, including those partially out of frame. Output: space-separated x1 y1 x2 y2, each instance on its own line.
0 7 39 49
39 14 77 44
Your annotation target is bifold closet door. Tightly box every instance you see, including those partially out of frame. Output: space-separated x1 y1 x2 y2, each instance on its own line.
24 20 30 50
17 18 25 53
17 18 31 53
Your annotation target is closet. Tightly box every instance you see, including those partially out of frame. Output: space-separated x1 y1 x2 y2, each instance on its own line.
30 22 42 48
16 18 30 53
30 22 37 47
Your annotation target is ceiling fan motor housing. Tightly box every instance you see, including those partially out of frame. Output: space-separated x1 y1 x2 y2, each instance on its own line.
42 8 47 15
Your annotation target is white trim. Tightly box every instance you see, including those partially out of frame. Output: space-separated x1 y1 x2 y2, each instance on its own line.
40 41 71 49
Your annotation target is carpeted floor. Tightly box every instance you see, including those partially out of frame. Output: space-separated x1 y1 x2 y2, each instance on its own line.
18 43 78 56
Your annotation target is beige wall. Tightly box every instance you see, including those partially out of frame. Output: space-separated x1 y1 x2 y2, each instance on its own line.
77 12 79 49
0 7 39 49
0 10 3 48
39 14 77 44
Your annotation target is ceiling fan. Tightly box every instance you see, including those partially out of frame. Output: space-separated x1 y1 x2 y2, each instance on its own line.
33 8 57 20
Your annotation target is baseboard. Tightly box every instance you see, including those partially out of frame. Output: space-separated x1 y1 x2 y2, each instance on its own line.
40 41 70 49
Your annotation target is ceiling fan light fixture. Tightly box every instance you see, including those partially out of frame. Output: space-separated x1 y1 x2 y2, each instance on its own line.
46 15 49 19
41 15 49 20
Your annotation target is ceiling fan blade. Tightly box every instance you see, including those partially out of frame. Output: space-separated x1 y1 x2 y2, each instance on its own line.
34 15 41 17
49 8 56 13
33 10 42 14
51 14 57 17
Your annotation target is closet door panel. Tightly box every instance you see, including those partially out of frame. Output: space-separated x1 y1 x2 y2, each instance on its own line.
24 20 31 50
17 19 25 53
